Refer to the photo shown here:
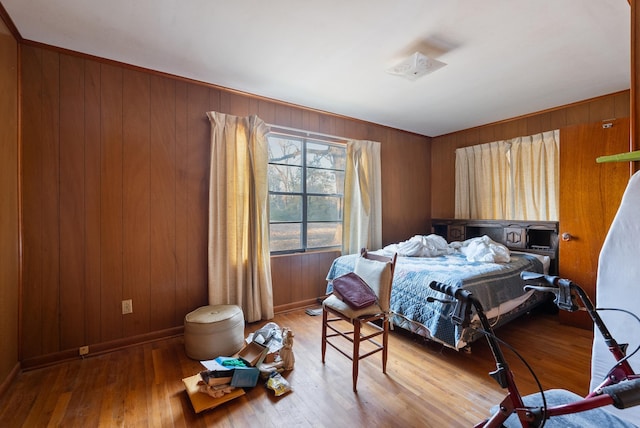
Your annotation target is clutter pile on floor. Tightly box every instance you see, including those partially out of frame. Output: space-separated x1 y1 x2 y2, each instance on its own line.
183 322 295 413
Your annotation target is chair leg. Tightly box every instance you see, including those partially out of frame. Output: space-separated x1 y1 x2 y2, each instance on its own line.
352 320 360 392
382 318 389 373
321 307 328 363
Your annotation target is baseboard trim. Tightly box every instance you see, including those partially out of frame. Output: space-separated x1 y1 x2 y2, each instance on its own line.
274 297 322 314
0 362 20 398
20 326 184 371
19 300 327 370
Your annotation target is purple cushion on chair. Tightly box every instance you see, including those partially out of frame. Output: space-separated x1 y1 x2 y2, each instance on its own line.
332 272 377 309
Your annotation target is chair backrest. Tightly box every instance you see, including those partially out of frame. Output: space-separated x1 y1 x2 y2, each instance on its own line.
353 248 397 312
590 170 640 424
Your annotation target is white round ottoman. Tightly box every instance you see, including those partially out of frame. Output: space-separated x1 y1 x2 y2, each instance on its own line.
184 304 245 360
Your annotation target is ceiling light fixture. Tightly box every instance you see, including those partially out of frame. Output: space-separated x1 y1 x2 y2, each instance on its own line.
386 51 446 81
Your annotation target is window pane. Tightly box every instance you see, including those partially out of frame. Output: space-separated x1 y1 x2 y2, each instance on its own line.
269 164 302 193
268 136 302 166
267 133 346 253
307 222 342 248
308 195 342 221
270 223 302 252
307 141 346 170
307 168 344 194
269 194 302 222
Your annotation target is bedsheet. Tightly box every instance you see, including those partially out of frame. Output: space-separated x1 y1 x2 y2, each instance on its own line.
326 251 545 349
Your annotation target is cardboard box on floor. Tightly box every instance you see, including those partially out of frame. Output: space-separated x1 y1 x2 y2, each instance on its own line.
235 341 269 367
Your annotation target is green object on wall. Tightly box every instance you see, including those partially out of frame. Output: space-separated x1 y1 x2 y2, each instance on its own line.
596 150 640 163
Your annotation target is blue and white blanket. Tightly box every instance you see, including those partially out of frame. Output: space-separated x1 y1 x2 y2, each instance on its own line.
326 251 545 349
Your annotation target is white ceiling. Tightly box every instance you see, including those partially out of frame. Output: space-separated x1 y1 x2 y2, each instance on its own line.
2 0 631 137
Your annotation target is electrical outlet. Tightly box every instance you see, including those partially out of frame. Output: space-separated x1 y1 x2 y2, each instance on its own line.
79 346 89 356
122 299 133 314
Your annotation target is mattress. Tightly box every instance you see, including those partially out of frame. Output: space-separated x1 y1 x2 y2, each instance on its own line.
326 251 546 349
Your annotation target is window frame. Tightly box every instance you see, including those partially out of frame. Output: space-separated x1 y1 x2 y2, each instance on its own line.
267 131 346 255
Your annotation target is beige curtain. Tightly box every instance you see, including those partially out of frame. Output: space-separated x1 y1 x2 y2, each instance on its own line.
455 130 559 221
510 130 559 220
206 111 274 322
455 141 511 219
342 139 382 254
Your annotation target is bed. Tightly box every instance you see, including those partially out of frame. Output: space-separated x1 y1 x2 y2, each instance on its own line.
326 220 558 350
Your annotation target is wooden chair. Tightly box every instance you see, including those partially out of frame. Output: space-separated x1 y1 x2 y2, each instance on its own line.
321 248 397 392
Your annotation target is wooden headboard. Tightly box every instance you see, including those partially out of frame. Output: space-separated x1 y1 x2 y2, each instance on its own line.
431 218 559 274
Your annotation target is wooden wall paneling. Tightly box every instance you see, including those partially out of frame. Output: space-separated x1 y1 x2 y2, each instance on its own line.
322 113 338 135
280 255 298 308
99 63 124 342
292 253 311 306
40 48 61 355
274 103 294 128
257 99 276 125
0 13 19 384
366 124 387 145
174 81 190 325
381 132 431 245
149 75 177 330
59 54 86 350
537 111 553 133
478 125 496 144
216 88 228 115
613 91 631 119
270 250 340 311
333 117 348 140
225 91 251 117
249 97 260 119
17 44 432 363
302 109 321 134
295 253 310 305
526 113 545 136
207 86 221 116
185 82 210 311
345 119 368 141
289 105 303 129
565 102 590 126
20 45 44 359
588 96 615 122
84 59 103 345
430 134 456 219
461 128 480 145
496 118 527 141
548 108 567 131
303 252 337 301
269 256 288 308
122 69 151 337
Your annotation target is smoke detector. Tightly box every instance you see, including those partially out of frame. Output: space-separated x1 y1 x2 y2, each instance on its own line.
387 52 446 81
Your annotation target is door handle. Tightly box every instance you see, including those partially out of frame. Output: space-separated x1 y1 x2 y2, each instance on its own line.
561 232 573 241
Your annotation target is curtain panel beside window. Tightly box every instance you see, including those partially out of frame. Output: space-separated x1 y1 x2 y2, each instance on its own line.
207 111 274 322
342 139 383 254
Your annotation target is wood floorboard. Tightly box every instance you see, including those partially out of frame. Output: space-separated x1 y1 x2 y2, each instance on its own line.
0 308 593 427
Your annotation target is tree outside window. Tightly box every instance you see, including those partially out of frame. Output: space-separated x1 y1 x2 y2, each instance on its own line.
268 133 346 253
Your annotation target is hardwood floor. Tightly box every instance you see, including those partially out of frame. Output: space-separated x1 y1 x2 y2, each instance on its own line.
0 308 593 427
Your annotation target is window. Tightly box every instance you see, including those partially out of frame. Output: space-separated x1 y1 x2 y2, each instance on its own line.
267 132 347 253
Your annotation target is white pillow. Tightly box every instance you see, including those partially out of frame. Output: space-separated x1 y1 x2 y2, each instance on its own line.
353 256 393 312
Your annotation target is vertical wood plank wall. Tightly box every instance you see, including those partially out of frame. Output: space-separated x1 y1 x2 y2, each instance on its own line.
0 16 19 389
19 44 431 367
431 91 631 218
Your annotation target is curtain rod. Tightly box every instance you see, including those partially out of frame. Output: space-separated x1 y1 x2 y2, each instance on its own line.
266 123 351 143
